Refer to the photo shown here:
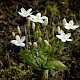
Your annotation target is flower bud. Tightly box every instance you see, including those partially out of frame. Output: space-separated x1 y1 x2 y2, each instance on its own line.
51 27 54 36
32 22 35 30
57 26 61 34
44 40 50 46
63 18 67 25
29 42 32 46
37 37 42 42
44 17 48 25
12 32 15 37
28 17 30 27
33 42 37 47
17 26 21 35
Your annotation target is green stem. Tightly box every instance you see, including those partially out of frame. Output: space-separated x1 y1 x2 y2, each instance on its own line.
35 23 40 39
36 22 40 31
25 17 28 49
42 70 48 80
42 25 46 37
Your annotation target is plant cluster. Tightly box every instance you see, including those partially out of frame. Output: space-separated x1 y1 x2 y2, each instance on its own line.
10 7 79 79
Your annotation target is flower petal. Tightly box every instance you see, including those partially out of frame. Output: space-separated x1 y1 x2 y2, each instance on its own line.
27 8 32 14
41 16 47 19
66 33 71 38
21 7 26 13
29 18 38 22
56 35 62 39
16 35 20 41
69 20 74 26
30 15 37 20
36 13 41 18
38 20 44 23
64 23 71 30
20 36 25 43
18 12 24 17
66 39 72 41
15 43 20 46
20 43 25 47
18 12 28 17
60 30 65 36
44 17 48 25
10 40 18 45
71 25 79 30
61 38 66 42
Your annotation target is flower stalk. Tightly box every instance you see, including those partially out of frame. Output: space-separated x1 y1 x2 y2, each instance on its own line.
42 70 48 80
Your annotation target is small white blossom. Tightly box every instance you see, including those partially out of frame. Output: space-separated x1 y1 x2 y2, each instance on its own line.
56 30 72 42
29 13 47 23
64 19 79 30
18 7 32 17
10 35 25 47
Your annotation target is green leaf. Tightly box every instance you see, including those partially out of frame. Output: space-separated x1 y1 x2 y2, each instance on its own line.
25 54 40 70
45 61 68 71
45 61 55 69
19 49 40 70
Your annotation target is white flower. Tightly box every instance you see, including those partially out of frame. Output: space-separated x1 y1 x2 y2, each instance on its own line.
29 13 47 23
18 7 32 17
10 35 25 47
56 30 72 42
64 19 79 30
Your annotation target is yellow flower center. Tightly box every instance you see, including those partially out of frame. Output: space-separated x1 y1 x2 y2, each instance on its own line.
37 15 40 19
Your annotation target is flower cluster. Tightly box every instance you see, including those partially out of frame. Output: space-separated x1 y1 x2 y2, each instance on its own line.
18 7 48 24
10 8 79 47
10 26 25 47
10 7 48 47
10 7 80 79
56 18 79 42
